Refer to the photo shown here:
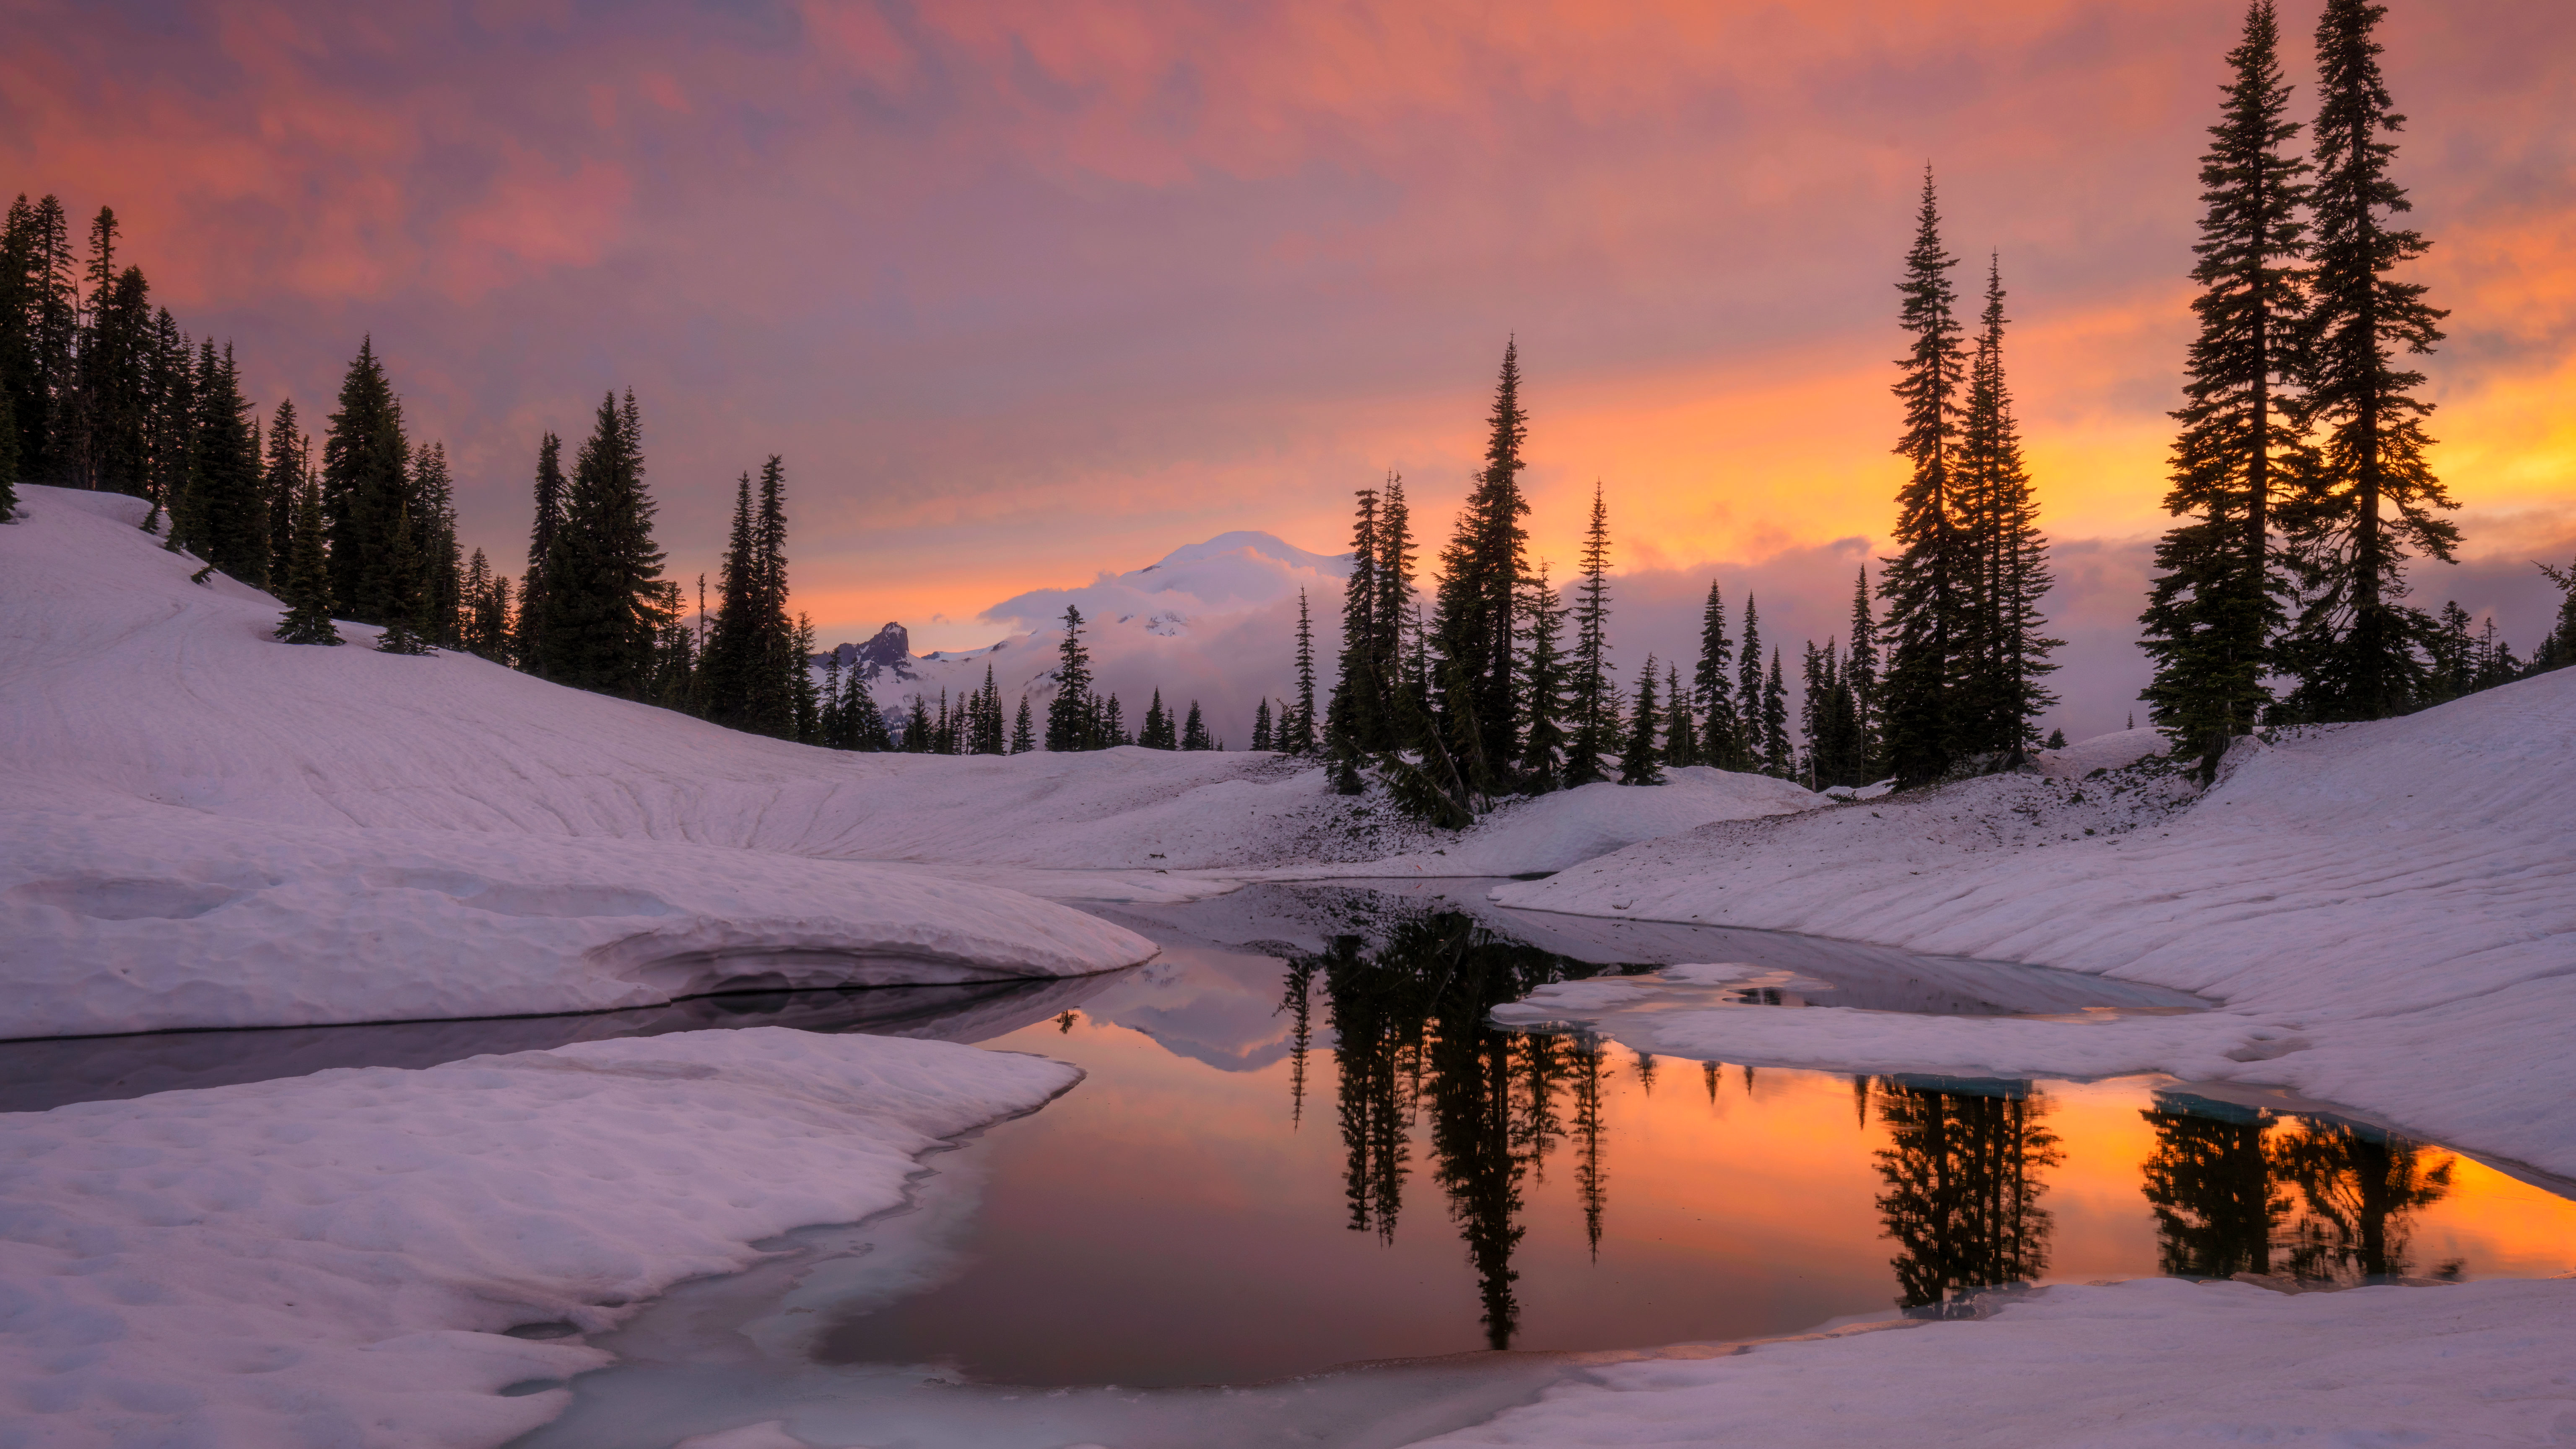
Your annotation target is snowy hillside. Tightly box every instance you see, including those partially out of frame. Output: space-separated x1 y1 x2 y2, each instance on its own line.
1491 673 2576 1178
0 486 1821 1034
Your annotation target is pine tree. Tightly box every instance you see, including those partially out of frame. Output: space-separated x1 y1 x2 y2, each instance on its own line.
2142 0 2313 776
1957 258 2059 759
1565 482 1615 786
12 196 76 484
1046 606 1095 751
1285 588 1318 754
1737 594 1766 762
262 399 303 585
538 392 667 698
1620 656 1665 786
272 476 340 645
1010 694 1034 754
2275 0 2457 721
1102 692 1129 747
1878 169 1971 784
1140 689 1176 749
971 665 1007 755
1431 343 1532 790
1845 568 1881 773
517 431 566 672
1515 564 1570 791
1693 581 1741 768
411 439 462 645
320 337 412 624
2533 559 2576 674
1762 649 1793 777
700 473 761 727
1181 700 1214 751
374 500 433 655
462 548 515 661
1324 486 1381 788
0 197 37 494
142 311 191 537
904 692 934 751
1374 474 1419 722
1662 663 1696 770
1251 699 1273 752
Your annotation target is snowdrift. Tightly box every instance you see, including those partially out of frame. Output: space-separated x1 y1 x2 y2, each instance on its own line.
1493 672 2576 1177
0 1028 1079 1449
0 488 1167 1034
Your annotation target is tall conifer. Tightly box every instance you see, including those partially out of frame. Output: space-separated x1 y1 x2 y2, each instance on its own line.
1958 259 2059 759
1878 169 1970 784
272 476 339 645
1693 582 1741 768
1845 568 1880 772
518 431 566 671
1565 483 1615 787
1432 343 1532 785
2142 0 2313 775
2276 0 2457 720
537 391 666 697
1046 606 1096 751
1286 588 1318 755
262 399 303 584
1515 564 1570 791
1324 487 1381 787
1620 657 1664 786
1662 663 1696 770
1762 651 1793 778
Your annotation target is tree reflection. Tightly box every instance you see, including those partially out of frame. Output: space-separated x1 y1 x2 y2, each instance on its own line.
1869 1076 2063 1317
2138 1095 2457 1284
1302 908 1643 1349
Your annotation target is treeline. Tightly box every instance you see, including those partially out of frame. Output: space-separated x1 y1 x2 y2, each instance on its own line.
2141 0 2570 775
1301 280 2057 824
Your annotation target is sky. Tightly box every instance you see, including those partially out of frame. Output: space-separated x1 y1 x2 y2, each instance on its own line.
9 0 2572 740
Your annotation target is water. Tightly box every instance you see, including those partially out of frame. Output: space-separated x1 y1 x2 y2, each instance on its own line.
13 881 2569 1448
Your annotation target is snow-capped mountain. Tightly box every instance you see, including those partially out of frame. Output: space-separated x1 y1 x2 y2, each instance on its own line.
816 531 1358 741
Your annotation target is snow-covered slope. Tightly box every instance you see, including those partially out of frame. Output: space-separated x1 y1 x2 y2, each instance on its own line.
1492 675 2576 1177
0 1028 1078 1449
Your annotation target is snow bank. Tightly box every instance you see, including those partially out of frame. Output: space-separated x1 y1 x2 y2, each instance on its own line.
0 1028 1079 1449
1493 676 2576 1176
1409 1277 2576 1448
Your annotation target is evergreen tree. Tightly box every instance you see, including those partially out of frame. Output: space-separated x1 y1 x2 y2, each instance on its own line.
2275 0 2457 721
1010 694 1034 754
2142 0 2313 777
903 692 934 751
1375 474 1420 722
374 500 433 655
262 399 303 585
1845 568 1881 772
412 439 462 645
1325 486 1383 782
971 665 1007 755
74 221 154 496
320 337 412 623
0 197 36 491
1431 344 1532 790
1285 588 1318 754
1662 663 1696 771
173 339 266 584
1878 168 1971 784
1515 564 1570 791
1102 692 1129 747
1045 606 1096 751
700 474 761 727
1140 689 1177 749
462 548 515 661
0 382 17 520
11 196 76 484
1693 582 1742 768
2532 559 2576 674
1565 483 1615 786
537 392 667 698
142 311 191 535
1181 700 1214 751
517 431 566 672
1737 594 1766 760
1620 656 1665 786
272 476 340 645
1957 258 2059 759
1762 649 1793 777
1252 699 1274 752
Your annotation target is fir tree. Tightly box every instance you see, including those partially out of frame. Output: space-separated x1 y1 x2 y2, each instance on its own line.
1845 568 1881 773
2533 559 2576 674
1010 694 1034 754
262 399 303 585
1285 588 1318 754
1762 649 1793 777
1878 168 1971 784
462 549 515 662
11 196 77 484
1565 482 1615 787
411 439 462 645
1374 474 1419 722
1324 486 1381 788
1662 662 1696 770
904 692 934 751
1620 656 1665 786
0 197 38 493
1693 581 1741 768
142 311 191 536
1431 344 1532 790
1140 689 1176 749
700 473 761 727
537 392 667 698
320 337 411 623
517 431 566 672
1181 700 1214 751
2275 0 2457 721
1957 258 2059 759
1251 699 1273 752
1045 606 1096 751
272 476 339 645
374 501 433 655
2142 0 2313 777
972 665 1007 755
1102 692 1128 747
1737 594 1766 759
1515 564 1570 791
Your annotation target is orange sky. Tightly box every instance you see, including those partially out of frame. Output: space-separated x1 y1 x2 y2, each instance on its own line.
10 0 2571 706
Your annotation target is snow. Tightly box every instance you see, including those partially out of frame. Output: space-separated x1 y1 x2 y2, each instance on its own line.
1407 1277 2576 1449
0 1028 1081 1449
1492 674 2576 1178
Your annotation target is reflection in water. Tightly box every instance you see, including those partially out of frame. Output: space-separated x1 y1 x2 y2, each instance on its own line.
1864 1077 2063 1317
1301 910 1646 1348
2141 1092 2459 1283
